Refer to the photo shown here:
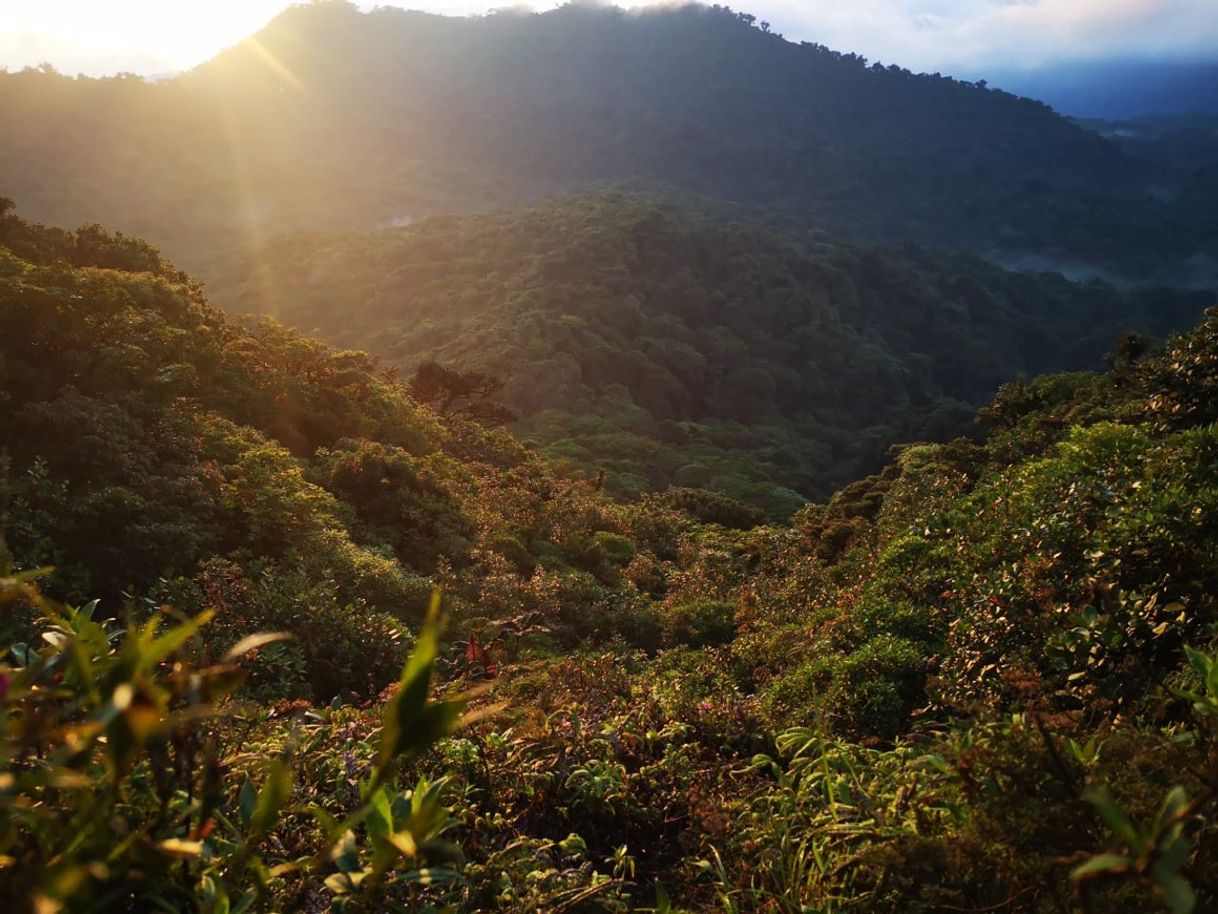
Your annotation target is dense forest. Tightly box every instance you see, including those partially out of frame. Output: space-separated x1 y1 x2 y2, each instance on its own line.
1 1 1215 283
4 201 1218 912
4 2 1218 912
207 194 1207 515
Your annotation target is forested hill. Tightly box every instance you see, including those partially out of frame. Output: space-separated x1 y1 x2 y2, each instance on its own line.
0 198 674 697
1 1 1213 280
7 205 1218 912
207 194 1208 516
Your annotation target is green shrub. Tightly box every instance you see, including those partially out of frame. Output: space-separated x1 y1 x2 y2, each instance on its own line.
490 533 538 574
822 636 926 739
608 601 664 651
0 571 464 913
593 531 636 567
661 599 737 647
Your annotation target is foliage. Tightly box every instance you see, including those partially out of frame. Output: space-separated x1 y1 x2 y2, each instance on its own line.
3 208 1218 912
208 194 1206 515
0 567 466 913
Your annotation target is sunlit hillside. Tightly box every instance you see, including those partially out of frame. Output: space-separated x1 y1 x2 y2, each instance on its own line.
2 2 1215 283
3 2 1218 912
206 193 1208 513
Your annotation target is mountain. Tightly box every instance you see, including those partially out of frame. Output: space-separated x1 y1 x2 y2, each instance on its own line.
0 1 1213 281
205 193 1209 515
6 206 1218 911
6 4 1218 910
1081 113 1218 174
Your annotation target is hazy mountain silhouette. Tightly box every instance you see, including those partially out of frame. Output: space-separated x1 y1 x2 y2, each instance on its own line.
1 1 1213 281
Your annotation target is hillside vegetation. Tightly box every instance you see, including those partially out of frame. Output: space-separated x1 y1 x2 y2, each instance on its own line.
208 194 1207 515
4 207 1218 912
0 198 693 697
0 2 1214 281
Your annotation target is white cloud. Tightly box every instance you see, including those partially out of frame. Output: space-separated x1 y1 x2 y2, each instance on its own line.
1 0 1215 76
681 0 1218 71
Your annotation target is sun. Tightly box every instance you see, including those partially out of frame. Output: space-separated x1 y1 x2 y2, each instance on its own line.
1 0 294 75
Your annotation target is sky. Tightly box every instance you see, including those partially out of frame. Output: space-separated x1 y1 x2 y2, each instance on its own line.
2 0 1217 78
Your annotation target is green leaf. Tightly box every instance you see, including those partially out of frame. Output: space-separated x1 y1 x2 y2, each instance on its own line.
307 804 340 840
249 760 291 840
559 833 588 858
375 592 463 784
239 774 257 827
331 830 360 873
1085 787 1143 853
397 866 462 886
1071 853 1130 879
367 787 393 845
158 837 204 858
200 876 231 914
1185 647 1211 681
1153 786 1190 836
141 609 216 672
655 883 672 914
1153 868 1196 914
324 871 367 895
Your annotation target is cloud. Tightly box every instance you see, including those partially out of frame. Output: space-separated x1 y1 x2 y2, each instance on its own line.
2 0 1215 77
663 0 1218 71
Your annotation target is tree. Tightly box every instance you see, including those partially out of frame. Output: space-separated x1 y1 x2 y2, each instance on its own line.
408 361 517 425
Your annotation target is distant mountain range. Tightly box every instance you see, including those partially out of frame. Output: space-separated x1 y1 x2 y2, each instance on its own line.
1 1 1214 284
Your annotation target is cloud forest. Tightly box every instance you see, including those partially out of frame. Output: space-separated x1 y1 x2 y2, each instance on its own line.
2 3 1217 912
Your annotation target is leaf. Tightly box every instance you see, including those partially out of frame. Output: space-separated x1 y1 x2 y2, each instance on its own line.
42 631 68 649
157 838 204 858
238 774 257 827
397 866 462 886
375 592 464 784
330 830 360 874
324 871 367 895
142 609 216 671
249 760 291 840
1153 786 1190 836
559 833 588 858
1071 853 1130 880
1084 787 1143 853
199 875 230 914
366 787 393 845
10 643 33 666
1153 868 1197 914
307 805 340 840
386 830 419 858
1185 647 1211 681
222 632 294 663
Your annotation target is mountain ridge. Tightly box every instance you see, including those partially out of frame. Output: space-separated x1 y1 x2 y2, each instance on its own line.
2 1 1210 282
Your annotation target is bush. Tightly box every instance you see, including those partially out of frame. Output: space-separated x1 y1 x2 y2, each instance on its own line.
608 601 664 651
490 533 538 574
661 599 737 647
0 574 464 913
593 531 636 567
